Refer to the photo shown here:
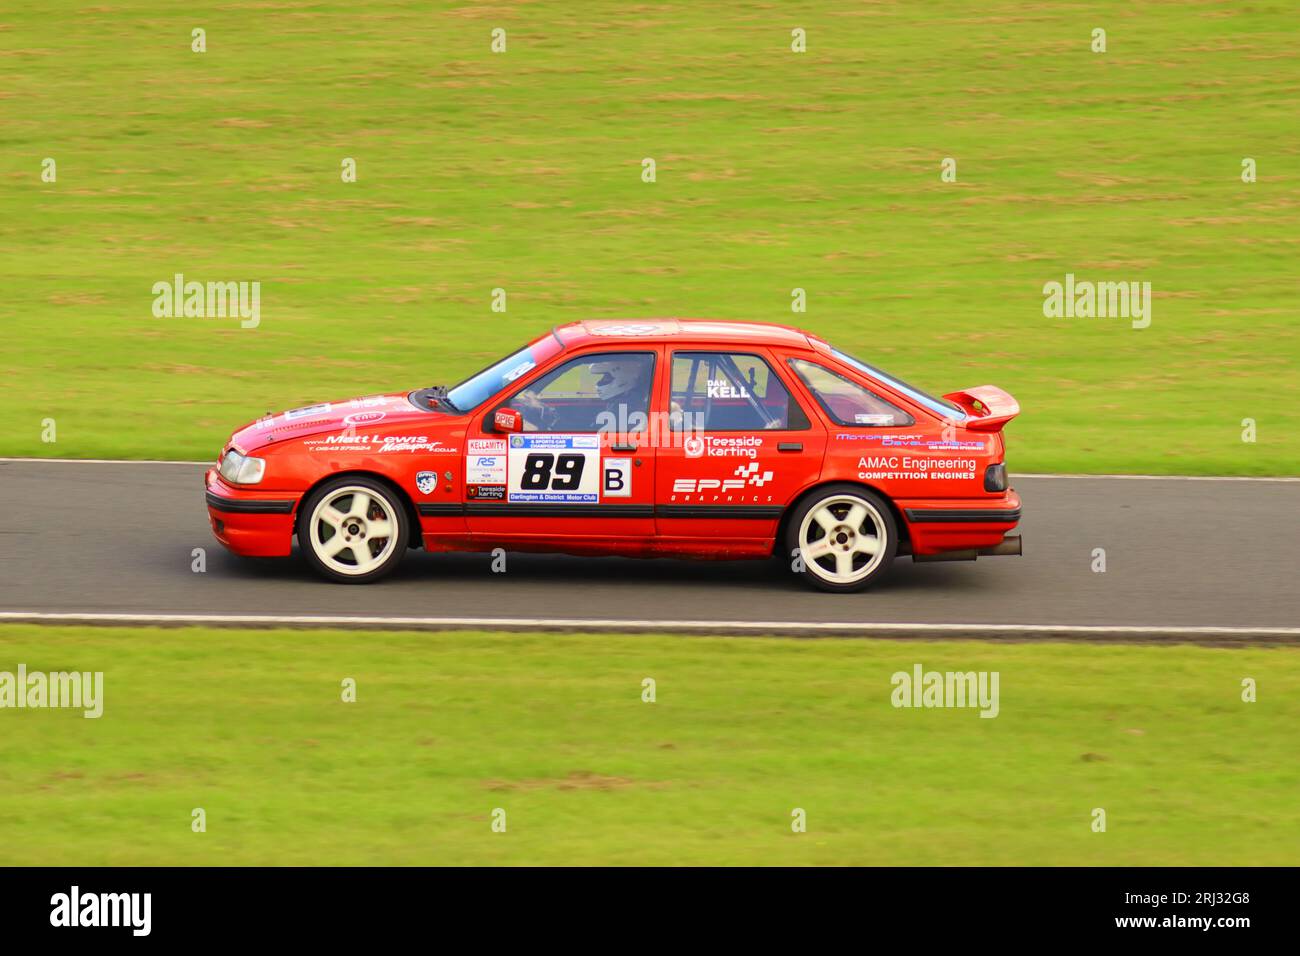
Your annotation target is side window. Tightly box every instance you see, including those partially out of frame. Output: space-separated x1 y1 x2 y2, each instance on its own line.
789 359 915 427
505 352 654 433
671 352 806 431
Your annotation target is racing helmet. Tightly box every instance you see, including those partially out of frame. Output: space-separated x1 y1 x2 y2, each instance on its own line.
591 360 643 401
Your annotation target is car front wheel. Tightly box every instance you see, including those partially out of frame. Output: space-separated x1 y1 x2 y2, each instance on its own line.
298 477 409 583
787 484 897 593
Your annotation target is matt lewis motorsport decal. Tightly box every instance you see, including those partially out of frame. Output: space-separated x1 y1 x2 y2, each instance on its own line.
304 435 458 454
508 434 601 503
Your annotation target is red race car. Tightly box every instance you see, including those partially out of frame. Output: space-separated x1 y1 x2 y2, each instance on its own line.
205 319 1021 591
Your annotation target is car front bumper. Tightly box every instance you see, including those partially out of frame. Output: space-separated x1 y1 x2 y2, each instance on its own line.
204 468 298 557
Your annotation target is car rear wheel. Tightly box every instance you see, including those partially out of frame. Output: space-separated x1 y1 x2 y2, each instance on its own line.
298 477 409 583
787 485 897 593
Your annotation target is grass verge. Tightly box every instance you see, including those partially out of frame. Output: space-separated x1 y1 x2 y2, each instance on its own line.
1 625 1296 865
2 2 1298 472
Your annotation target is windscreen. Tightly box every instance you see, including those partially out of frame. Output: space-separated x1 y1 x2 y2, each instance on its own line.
446 334 564 412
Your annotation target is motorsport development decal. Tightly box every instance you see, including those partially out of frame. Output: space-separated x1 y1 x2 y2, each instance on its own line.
835 432 985 451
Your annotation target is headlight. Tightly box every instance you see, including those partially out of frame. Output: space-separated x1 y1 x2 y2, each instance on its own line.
219 449 266 485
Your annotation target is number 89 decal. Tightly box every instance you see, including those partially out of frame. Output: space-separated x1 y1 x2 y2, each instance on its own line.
520 453 585 491
507 435 601 503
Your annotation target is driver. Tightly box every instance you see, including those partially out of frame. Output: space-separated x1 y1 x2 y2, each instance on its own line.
591 359 647 419
515 359 649 431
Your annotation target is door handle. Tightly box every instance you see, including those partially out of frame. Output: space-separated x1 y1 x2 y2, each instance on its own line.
778 442 803 452
612 442 638 452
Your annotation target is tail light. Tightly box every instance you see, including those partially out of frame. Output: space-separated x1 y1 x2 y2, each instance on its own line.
984 463 1007 492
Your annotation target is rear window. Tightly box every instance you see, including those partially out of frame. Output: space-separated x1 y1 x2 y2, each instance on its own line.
830 348 965 420
789 359 914 426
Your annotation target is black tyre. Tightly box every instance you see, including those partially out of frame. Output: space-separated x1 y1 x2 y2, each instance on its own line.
297 476 410 583
785 484 898 593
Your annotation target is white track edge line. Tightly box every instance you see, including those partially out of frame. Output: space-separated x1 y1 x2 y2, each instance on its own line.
1 611 1296 637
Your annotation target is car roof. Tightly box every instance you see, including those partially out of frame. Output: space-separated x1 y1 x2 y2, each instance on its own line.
555 319 816 350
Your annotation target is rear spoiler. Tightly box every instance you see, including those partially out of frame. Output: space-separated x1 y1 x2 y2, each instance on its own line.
942 385 1020 432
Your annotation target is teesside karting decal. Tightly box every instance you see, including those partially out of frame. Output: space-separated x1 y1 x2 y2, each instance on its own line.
684 435 762 459
507 434 601 503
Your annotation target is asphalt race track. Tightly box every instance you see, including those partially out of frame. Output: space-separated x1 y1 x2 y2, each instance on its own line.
1 460 1297 641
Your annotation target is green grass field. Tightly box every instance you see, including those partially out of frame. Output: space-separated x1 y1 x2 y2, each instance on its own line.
2 2 1297 472
2 3 1297 870
1 624 1297 866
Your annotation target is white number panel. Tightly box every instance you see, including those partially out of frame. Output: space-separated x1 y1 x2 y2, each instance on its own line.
507 434 601 503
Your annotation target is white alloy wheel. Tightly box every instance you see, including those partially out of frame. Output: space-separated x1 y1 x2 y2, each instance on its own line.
796 493 889 587
307 485 399 577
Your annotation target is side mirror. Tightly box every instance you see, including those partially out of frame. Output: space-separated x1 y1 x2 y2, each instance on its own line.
493 407 523 434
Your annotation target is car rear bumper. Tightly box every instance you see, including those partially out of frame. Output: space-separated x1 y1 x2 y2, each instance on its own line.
898 489 1022 557
204 469 297 557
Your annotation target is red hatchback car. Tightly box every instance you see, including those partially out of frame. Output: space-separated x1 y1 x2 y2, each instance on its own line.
205 319 1021 591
